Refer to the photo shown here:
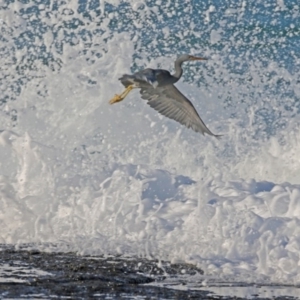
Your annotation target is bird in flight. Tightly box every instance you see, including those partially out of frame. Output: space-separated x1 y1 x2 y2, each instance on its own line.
109 54 221 138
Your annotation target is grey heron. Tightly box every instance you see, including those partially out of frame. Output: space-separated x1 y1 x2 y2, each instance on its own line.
109 54 221 138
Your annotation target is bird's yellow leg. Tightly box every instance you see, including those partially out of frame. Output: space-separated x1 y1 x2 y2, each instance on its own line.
109 85 135 104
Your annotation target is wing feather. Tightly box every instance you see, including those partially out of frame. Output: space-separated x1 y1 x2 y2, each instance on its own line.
140 84 221 137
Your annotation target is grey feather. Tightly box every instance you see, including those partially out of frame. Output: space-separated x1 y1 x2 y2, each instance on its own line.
140 85 221 137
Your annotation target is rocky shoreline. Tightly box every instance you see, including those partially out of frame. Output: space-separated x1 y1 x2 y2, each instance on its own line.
0 248 297 299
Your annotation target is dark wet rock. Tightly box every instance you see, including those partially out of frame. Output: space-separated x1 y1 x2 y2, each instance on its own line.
0 246 207 299
0 246 298 299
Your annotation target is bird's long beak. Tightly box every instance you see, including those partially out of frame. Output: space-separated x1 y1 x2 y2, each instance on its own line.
190 56 207 61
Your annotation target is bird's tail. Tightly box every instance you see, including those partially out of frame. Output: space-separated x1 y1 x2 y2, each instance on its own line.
119 74 136 88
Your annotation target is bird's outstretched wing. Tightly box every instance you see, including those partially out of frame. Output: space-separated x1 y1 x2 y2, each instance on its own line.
140 84 221 138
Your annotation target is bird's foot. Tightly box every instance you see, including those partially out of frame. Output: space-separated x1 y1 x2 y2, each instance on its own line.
109 85 135 105
109 94 124 104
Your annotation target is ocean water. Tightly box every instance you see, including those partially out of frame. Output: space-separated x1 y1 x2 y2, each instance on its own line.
1 0 300 294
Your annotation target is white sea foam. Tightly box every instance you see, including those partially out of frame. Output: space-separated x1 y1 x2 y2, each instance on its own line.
0 263 52 283
1 0 300 289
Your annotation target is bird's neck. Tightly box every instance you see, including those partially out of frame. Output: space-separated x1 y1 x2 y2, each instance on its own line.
172 60 183 83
